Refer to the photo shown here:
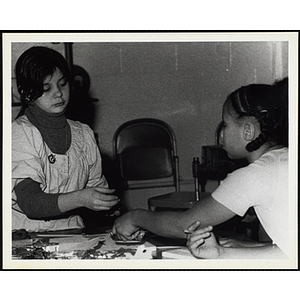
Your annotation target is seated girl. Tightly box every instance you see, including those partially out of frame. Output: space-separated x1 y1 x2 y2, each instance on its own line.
12 46 119 232
113 77 289 259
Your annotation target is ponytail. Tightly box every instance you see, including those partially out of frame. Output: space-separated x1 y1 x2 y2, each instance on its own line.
228 78 288 152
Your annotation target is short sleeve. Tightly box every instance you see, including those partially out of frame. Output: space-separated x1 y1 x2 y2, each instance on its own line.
212 162 271 217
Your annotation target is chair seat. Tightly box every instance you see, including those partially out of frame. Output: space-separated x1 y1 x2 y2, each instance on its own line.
113 119 180 206
148 191 211 211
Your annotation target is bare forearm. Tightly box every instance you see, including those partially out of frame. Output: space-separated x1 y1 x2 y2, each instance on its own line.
187 225 287 260
219 236 272 248
114 196 237 241
218 244 286 259
131 209 192 239
130 196 236 239
57 191 82 213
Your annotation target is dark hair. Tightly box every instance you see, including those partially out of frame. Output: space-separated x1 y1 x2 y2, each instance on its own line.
15 46 72 116
225 78 288 152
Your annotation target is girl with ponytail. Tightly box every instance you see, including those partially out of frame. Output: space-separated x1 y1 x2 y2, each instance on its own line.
113 78 289 259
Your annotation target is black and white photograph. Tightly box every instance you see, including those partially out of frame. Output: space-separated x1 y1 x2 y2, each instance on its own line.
2 32 298 271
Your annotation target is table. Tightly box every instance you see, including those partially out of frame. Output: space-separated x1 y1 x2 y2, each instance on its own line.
148 191 211 211
12 227 196 260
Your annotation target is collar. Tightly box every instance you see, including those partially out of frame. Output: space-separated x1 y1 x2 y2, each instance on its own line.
25 104 67 129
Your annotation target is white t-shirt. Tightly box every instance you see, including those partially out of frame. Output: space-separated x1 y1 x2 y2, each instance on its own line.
12 115 108 232
212 148 289 256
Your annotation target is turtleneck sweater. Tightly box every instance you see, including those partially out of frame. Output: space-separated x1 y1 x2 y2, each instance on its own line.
25 104 71 154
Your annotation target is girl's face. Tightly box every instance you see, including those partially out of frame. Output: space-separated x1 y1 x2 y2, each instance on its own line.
221 105 246 160
34 68 70 114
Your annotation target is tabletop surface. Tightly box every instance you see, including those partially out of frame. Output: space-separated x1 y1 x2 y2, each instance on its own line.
12 227 196 260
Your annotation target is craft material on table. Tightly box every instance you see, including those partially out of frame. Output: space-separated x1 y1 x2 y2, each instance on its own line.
12 229 195 260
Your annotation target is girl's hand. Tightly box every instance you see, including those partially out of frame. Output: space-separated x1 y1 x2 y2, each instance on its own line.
78 187 120 211
186 223 222 259
112 211 141 241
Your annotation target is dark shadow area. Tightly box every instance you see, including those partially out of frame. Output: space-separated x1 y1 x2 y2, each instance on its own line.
78 152 127 228
66 65 98 129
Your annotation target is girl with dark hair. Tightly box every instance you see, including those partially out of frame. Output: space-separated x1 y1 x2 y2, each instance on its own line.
113 78 289 259
186 78 289 259
12 46 119 231
15 46 73 118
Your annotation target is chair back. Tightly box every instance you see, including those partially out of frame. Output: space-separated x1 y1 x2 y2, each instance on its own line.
113 118 180 190
200 121 248 183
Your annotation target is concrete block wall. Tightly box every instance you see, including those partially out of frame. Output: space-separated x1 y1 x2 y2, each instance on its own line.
11 41 288 209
